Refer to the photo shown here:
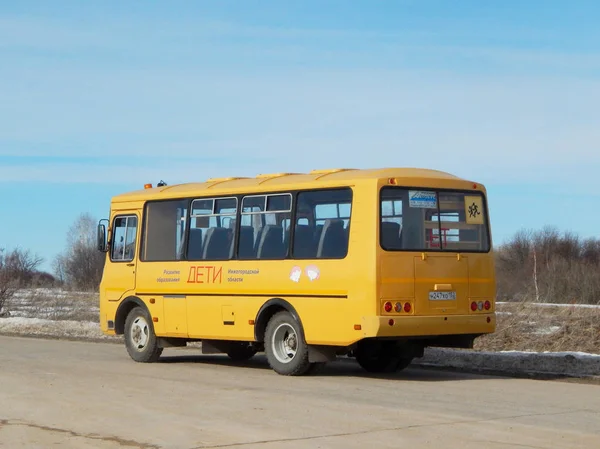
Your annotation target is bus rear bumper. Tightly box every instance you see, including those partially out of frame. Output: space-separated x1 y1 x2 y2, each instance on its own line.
362 313 496 339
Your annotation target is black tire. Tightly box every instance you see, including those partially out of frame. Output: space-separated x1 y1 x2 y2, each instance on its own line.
355 342 413 373
264 311 312 376
124 306 163 363
226 342 258 361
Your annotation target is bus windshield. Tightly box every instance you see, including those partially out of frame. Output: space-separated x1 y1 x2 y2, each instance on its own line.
380 187 490 252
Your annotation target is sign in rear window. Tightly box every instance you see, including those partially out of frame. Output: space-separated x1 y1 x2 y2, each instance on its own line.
408 191 437 209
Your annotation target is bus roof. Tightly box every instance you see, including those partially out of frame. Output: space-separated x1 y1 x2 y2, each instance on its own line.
112 167 479 203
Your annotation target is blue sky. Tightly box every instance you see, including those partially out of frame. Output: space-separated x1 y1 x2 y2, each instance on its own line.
1 1 599 273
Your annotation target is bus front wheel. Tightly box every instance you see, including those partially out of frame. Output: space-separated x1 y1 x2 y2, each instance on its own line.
264 311 312 376
124 306 163 363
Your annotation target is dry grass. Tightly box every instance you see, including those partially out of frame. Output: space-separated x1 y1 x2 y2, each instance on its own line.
7 288 99 322
476 301 600 354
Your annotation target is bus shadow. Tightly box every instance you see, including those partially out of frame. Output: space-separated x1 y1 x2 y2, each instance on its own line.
157 352 507 382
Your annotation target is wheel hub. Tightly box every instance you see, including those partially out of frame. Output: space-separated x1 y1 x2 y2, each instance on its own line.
272 323 298 364
130 317 149 350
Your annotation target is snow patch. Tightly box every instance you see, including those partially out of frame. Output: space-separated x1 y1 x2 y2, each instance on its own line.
497 301 600 309
418 348 600 378
0 316 114 341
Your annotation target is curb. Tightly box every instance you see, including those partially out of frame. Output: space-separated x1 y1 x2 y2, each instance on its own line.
414 348 600 380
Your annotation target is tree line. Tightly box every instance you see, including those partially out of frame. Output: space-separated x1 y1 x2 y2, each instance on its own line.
495 226 600 304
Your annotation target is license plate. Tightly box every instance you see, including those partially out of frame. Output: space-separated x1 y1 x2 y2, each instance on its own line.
429 291 456 301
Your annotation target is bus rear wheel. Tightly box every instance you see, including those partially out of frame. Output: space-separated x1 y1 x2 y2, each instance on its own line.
124 306 163 363
264 311 312 376
354 341 413 373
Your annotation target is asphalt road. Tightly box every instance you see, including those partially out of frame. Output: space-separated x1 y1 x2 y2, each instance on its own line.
0 336 599 449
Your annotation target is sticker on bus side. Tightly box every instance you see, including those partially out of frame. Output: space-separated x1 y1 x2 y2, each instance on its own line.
409 191 437 209
290 266 302 282
306 265 320 281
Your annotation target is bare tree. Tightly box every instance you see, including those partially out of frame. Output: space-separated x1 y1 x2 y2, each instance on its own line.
0 247 44 315
55 213 106 291
1 247 44 284
52 255 67 285
0 249 16 316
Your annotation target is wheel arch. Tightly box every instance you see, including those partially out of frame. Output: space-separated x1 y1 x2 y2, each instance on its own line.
115 296 148 335
254 298 304 342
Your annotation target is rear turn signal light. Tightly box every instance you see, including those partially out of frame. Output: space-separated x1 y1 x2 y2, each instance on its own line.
484 300 491 310
404 302 412 313
471 302 477 312
384 301 393 313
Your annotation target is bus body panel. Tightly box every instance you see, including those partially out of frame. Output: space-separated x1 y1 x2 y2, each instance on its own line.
361 313 495 339
98 168 497 360
413 254 470 316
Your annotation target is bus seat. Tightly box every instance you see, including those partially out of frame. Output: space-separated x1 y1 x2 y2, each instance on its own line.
257 225 286 259
226 219 236 252
381 221 402 249
314 224 324 246
187 228 204 260
253 225 266 255
226 228 235 258
282 221 292 252
293 224 316 258
202 227 230 260
317 219 347 258
238 226 255 259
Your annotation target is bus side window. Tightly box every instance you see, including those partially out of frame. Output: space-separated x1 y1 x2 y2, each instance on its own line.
111 215 137 262
239 194 291 259
143 200 188 261
188 197 237 261
293 188 352 259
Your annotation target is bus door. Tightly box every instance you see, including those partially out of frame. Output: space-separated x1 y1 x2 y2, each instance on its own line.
105 213 139 302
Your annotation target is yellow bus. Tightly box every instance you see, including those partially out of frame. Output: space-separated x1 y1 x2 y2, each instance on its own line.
97 168 496 375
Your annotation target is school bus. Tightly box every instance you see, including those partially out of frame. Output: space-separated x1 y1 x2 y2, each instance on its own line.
97 167 496 375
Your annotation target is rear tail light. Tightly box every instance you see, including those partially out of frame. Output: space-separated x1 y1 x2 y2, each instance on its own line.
484 300 491 310
404 302 412 313
384 301 392 313
471 302 477 311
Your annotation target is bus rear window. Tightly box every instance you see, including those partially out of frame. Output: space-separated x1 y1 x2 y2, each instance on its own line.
380 187 490 252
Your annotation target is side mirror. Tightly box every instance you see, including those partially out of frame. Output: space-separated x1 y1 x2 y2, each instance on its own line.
97 220 109 252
